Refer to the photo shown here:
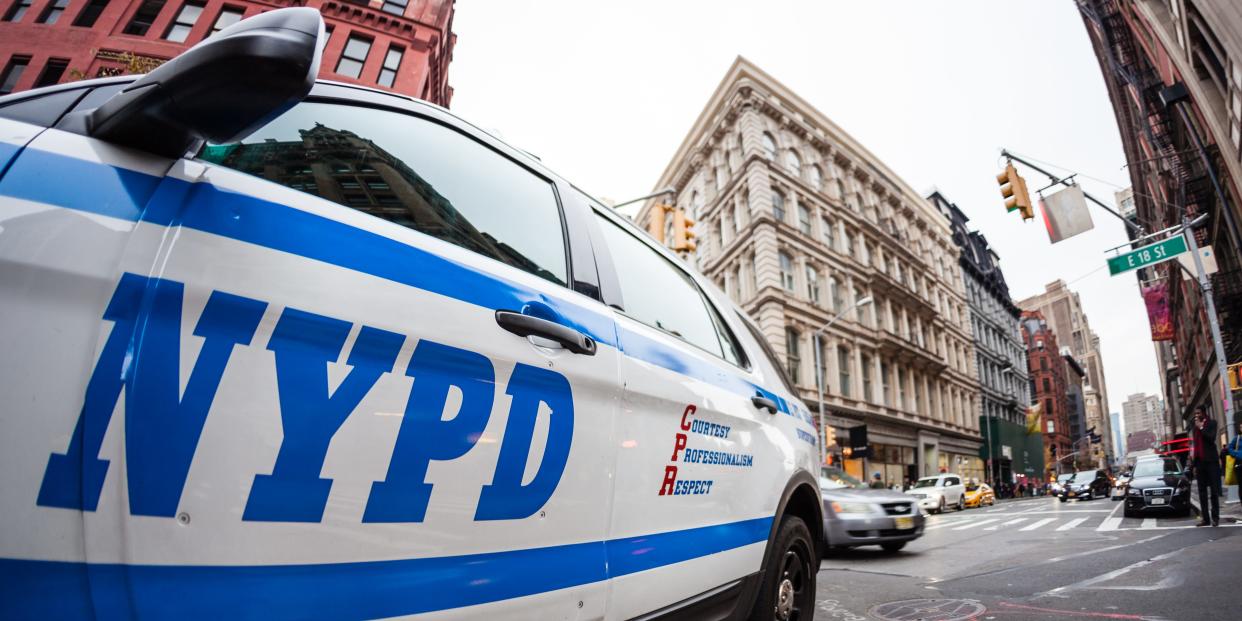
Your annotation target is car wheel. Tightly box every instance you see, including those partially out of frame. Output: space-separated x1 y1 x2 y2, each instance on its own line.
1123 507 1137 518
937 497 945 514
880 541 906 553
1059 497 1067 503
957 496 965 512
749 515 815 621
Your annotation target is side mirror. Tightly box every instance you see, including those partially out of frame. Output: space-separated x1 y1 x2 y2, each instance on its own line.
86 7 323 158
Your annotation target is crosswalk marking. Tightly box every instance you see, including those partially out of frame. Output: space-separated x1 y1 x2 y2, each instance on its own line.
1019 517 1057 531
922 520 965 531
983 517 1028 531
1141 518 1158 529
953 518 1000 530
1097 517 1123 532
1056 518 1088 531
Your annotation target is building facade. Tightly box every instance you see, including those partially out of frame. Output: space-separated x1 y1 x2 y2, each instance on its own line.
1079 0 1242 436
1111 410 1126 462
930 191 1035 484
0 0 455 104
1122 391 1165 437
638 57 984 486
1018 280 1115 463
1022 310 1074 476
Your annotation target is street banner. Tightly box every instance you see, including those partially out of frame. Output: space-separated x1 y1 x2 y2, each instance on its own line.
1141 282 1174 341
1026 402 1043 435
1040 185 1094 244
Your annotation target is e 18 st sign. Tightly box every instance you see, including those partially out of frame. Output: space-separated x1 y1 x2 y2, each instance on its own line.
1107 234 1188 276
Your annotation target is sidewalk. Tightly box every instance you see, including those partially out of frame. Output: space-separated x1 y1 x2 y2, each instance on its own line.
1190 482 1242 522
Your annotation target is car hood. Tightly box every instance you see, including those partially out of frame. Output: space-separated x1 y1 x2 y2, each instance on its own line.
821 488 913 503
1128 474 1187 489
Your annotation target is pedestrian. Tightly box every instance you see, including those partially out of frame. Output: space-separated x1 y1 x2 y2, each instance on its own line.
1189 406 1222 527
869 472 885 489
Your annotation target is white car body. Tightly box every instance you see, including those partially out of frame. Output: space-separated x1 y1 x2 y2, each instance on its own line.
904 474 967 513
0 51 824 618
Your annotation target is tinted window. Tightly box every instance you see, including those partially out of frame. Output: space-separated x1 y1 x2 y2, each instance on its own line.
596 216 726 360
199 102 568 286
739 311 793 392
0 87 84 125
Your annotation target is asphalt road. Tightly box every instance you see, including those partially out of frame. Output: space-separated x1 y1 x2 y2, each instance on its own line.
815 496 1241 621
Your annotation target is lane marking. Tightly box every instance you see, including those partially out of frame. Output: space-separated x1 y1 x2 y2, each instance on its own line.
1036 547 1183 598
952 518 1000 531
983 517 1028 531
1019 518 1057 531
1140 518 1158 530
1096 499 1126 531
1056 517 1088 531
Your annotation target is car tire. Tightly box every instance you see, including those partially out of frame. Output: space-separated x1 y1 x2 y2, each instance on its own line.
937 497 945 514
957 496 965 512
749 515 815 621
1123 507 1137 518
1059 497 1067 503
880 541 906 553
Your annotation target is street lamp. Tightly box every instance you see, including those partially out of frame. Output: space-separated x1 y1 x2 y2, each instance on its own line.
812 296 873 467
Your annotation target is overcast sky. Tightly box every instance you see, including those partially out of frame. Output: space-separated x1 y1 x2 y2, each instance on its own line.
449 0 1160 417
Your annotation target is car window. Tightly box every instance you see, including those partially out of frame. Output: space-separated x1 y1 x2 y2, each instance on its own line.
913 478 937 488
0 87 85 126
199 101 568 286
738 311 792 392
595 215 731 361
947 477 960 486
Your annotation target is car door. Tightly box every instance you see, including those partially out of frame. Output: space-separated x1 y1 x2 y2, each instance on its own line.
947 476 964 504
0 81 185 616
587 207 811 619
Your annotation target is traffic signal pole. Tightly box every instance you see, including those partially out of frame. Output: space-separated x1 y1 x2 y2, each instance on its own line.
1000 150 1143 236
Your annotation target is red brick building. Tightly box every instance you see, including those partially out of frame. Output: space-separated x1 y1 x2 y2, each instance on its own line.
1021 310 1073 476
0 0 454 105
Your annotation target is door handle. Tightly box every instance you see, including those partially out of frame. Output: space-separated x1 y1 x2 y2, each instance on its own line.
751 394 778 414
495 310 596 356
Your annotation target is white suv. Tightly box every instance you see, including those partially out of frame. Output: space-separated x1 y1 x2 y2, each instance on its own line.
905 474 967 514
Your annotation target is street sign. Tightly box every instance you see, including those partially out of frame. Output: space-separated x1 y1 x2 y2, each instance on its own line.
1107 234 1188 275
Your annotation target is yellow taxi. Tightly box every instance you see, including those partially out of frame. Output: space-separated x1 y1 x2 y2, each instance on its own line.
963 482 995 508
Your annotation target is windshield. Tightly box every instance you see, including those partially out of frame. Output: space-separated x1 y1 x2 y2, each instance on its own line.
1073 471 1095 481
1133 460 1180 478
912 478 939 488
965 484 980 492
820 467 866 490
1057 474 1073 483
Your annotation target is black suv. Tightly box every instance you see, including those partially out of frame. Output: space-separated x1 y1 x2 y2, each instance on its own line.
1058 469 1111 502
1124 458 1191 518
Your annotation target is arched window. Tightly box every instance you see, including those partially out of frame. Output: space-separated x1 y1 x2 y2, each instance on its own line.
762 132 778 160
809 165 823 189
779 252 795 291
772 190 786 221
797 204 811 235
785 149 801 175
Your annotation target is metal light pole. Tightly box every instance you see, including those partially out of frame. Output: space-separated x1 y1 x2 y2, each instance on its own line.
609 186 676 210
1183 215 1235 441
813 296 874 467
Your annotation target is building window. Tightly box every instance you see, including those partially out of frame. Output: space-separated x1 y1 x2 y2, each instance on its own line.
380 0 407 15
3 0 32 21
762 132 777 160
785 328 801 385
897 368 906 410
335 34 372 79
163 1 203 42
772 190 786 222
838 346 851 398
797 204 811 235
830 277 841 312
123 0 166 36
1047 420 1055 434
785 149 801 176
377 45 403 88
1042 377 1051 393
779 252 795 292
73 0 109 27
210 5 243 33
842 228 852 256
821 217 833 247
809 165 822 189
0 55 30 95
880 362 890 406
862 354 873 402
806 265 820 303
33 58 68 88
36 0 69 24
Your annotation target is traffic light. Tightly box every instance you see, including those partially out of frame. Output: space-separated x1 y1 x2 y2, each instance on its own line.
997 162 1034 221
671 208 696 252
646 203 673 243
1228 361 1242 391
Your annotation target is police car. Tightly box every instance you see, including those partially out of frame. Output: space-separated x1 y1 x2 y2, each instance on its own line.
0 8 825 620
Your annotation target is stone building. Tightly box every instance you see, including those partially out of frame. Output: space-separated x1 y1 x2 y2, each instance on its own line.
637 57 983 485
929 191 1035 485
0 0 455 105
1018 281 1115 464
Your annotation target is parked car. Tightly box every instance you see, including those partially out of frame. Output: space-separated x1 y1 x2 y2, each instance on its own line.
1059 470 1112 502
0 9 826 619
905 474 967 514
1124 458 1192 518
963 482 995 508
820 467 924 553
